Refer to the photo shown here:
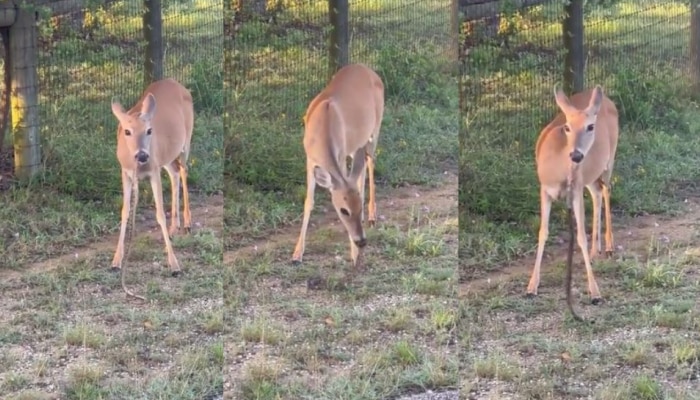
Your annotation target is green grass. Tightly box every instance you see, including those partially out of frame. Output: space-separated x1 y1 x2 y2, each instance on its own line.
0 0 223 269
460 0 696 268
0 225 224 398
225 0 458 249
225 181 459 399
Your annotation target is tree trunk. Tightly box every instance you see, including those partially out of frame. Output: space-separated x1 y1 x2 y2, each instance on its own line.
143 0 163 87
328 0 349 79
562 0 584 94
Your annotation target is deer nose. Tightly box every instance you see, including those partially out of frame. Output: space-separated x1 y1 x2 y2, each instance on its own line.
569 150 584 163
135 151 149 163
355 238 367 248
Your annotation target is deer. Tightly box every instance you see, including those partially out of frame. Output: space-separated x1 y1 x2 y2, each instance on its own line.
110 78 194 278
291 63 385 268
527 84 619 306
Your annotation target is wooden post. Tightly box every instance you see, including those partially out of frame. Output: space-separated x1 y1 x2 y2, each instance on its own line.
328 0 349 79
451 0 459 67
691 0 700 92
143 0 163 87
9 1 41 179
562 0 584 94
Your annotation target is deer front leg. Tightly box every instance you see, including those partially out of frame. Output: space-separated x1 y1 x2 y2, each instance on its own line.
292 162 316 265
150 172 181 276
112 170 135 270
573 188 602 304
527 187 552 297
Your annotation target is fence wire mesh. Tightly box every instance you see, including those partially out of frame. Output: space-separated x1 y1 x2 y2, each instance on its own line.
228 0 457 244
461 0 691 235
31 0 222 201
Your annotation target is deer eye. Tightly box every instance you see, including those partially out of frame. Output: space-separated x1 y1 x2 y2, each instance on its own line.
340 208 350 216
563 125 571 132
146 128 153 135
124 129 131 136
586 124 594 132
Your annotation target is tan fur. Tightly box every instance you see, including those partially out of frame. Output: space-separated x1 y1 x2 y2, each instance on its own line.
527 85 619 303
110 78 194 275
292 63 385 267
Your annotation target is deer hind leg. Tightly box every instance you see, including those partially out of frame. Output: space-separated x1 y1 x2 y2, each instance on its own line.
150 172 181 276
573 187 602 304
112 170 135 270
366 140 378 227
586 182 603 260
601 177 614 257
164 163 181 237
177 155 192 233
527 187 552 297
292 161 316 265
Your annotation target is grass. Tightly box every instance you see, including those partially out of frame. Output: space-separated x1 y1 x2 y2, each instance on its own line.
225 179 459 399
225 0 458 249
460 1 700 398
0 224 224 398
0 0 223 269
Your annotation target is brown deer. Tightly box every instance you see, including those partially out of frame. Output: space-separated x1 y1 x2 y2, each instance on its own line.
527 84 619 304
110 78 194 277
292 63 385 268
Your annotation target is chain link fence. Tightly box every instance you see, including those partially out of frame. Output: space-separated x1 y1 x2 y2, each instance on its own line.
34 0 222 203
228 0 458 246
461 0 692 258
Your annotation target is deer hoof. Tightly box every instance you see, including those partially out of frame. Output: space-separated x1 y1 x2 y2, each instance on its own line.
171 270 182 277
591 297 604 305
525 292 537 299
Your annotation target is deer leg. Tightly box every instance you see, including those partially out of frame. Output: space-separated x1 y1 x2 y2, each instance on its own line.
573 187 602 303
292 162 316 265
178 156 192 233
164 163 181 237
602 180 614 257
150 172 181 276
111 170 135 270
366 148 377 227
587 183 603 260
527 187 552 297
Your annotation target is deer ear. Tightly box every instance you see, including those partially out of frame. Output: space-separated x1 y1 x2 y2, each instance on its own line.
587 85 603 115
313 166 334 189
140 93 157 120
553 84 573 113
111 100 125 119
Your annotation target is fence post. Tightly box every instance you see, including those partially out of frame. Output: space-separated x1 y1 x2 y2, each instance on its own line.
562 0 584 94
10 1 40 180
451 0 459 68
143 0 163 87
692 0 700 92
328 0 349 79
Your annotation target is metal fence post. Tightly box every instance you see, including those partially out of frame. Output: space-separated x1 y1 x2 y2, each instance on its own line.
562 0 584 94
328 0 349 79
